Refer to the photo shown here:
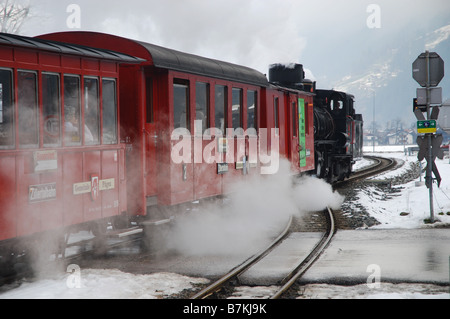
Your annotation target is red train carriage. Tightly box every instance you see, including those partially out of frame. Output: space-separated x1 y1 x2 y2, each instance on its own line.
260 85 314 173
263 63 315 173
0 33 141 253
0 31 318 265
39 32 315 223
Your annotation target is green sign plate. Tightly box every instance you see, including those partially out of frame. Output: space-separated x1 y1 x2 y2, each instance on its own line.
417 120 437 133
298 98 306 167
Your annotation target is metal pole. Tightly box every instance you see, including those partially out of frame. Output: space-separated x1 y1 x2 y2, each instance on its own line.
425 50 435 223
373 90 375 152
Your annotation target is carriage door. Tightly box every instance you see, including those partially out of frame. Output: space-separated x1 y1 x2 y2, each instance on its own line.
144 76 157 198
298 98 307 168
289 96 300 167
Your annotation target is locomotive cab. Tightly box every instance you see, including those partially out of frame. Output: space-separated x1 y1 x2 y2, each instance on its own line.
314 90 357 182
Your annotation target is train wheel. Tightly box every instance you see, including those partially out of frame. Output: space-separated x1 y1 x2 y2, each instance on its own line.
90 220 109 255
25 232 66 276
315 152 323 178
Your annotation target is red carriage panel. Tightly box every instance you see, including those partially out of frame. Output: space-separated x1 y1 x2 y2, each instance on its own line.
62 151 84 226
101 150 120 218
0 47 13 62
0 156 16 241
0 32 141 244
82 151 102 221
61 56 81 69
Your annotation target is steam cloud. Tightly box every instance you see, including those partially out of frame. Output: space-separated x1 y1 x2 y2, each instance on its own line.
166 159 343 257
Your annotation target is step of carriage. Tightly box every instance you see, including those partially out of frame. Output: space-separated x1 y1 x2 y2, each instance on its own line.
106 226 143 238
140 216 174 227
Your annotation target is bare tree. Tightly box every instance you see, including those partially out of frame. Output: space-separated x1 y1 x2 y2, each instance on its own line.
0 0 30 34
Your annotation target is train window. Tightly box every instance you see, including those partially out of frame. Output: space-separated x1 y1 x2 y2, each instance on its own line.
0 69 14 148
146 77 153 124
247 90 257 133
330 99 343 113
102 79 118 144
18 70 39 148
173 80 189 131
232 88 242 130
274 97 279 134
195 82 209 133
214 85 227 134
304 102 309 134
84 77 100 145
42 73 61 147
292 102 297 137
64 75 81 146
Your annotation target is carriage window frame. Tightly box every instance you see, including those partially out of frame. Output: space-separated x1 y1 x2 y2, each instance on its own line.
0 68 14 149
63 74 82 146
292 101 297 137
173 79 190 131
42 72 61 148
17 70 39 148
274 96 279 136
83 76 100 145
102 78 118 145
247 90 257 134
195 81 210 134
214 85 227 134
145 77 153 124
232 88 242 130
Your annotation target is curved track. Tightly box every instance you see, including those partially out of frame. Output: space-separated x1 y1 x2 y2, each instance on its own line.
271 207 335 299
192 208 335 299
191 215 294 299
192 155 396 299
335 156 396 187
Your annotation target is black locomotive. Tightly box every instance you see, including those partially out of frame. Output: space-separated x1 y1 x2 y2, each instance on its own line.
313 89 363 182
268 63 363 183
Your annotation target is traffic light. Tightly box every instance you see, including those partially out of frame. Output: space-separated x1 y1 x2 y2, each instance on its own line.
413 98 427 112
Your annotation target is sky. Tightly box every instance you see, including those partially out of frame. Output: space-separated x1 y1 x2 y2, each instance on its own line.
12 0 450 127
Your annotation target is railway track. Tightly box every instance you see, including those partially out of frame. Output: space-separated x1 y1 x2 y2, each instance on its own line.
191 155 396 299
341 155 396 185
191 207 335 299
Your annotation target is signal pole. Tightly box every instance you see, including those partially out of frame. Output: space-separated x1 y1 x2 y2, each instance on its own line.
425 51 434 223
412 51 444 224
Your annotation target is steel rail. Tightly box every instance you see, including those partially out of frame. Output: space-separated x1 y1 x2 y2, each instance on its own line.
335 156 396 187
191 156 394 299
191 215 293 299
270 206 335 299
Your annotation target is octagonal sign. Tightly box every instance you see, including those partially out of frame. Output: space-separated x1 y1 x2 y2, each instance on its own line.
412 52 444 87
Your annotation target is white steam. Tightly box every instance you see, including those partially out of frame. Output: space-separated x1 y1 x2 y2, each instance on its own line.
166 159 343 257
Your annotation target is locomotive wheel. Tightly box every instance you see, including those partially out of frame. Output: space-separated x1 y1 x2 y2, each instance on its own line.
316 161 323 178
315 151 328 179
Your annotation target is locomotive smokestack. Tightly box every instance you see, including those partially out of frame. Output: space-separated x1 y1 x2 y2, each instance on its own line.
268 63 305 87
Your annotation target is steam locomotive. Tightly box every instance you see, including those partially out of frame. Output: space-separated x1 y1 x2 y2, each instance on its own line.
268 63 363 183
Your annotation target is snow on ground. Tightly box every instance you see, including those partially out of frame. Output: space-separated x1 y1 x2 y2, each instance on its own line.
357 145 450 228
0 269 209 299
1 145 449 299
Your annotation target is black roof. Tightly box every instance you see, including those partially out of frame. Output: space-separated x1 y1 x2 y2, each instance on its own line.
0 32 143 63
137 40 269 87
316 89 354 100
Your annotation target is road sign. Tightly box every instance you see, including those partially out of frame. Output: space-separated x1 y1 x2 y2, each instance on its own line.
416 87 442 105
412 52 444 87
412 51 445 224
417 120 437 133
416 134 443 188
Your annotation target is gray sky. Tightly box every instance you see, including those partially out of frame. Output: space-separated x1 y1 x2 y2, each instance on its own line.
21 0 448 72
17 0 450 125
